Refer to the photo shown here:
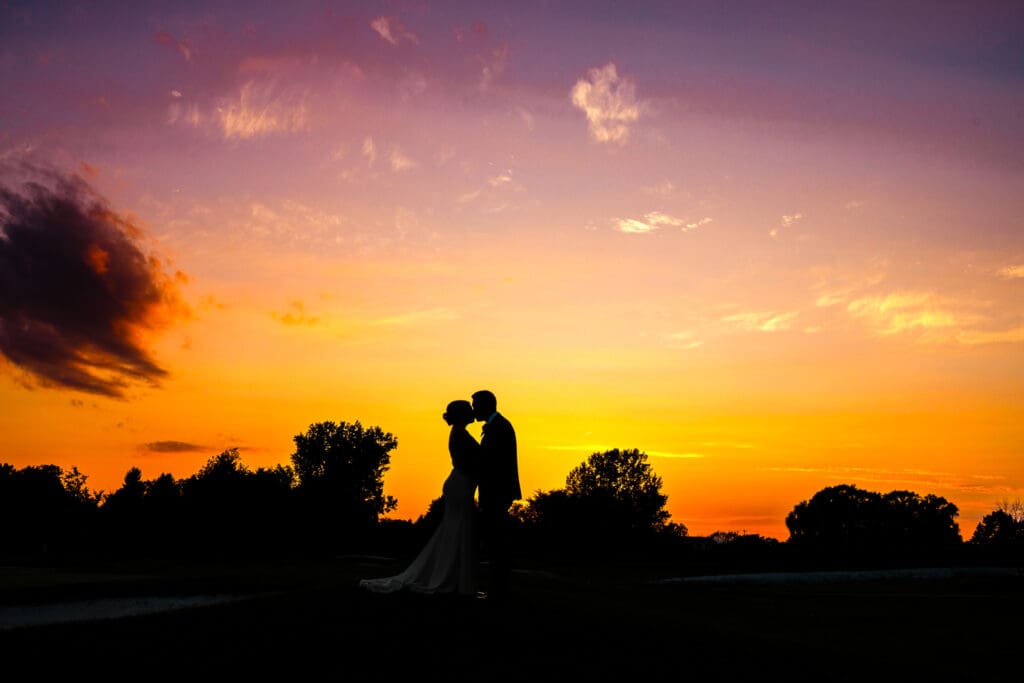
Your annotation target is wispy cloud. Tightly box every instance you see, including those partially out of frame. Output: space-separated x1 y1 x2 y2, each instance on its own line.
721 311 799 332
642 180 675 197
956 327 1024 345
647 450 706 459
543 445 704 459
489 170 513 187
155 31 193 62
389 147 416 172
456 168 522 207
362 136 377 165
770 212 803 238
217 80 309 140
668 331 704 350
685 217 713 231
371 308 457 326
516 107 535 131
811 265 888 308
370 16 418 46
570 62 640 144
478 43 509 91
846 292 970 335
271 300 319 326
246 200 346 245
997 264 1024 279
699 441 756 450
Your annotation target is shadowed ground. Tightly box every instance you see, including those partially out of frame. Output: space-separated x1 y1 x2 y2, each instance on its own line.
1 558 1020 681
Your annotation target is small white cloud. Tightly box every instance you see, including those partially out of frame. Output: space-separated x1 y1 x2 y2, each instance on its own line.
170 90 182 98
389 148 416 172
844 200 863 210
997 264 1024 279
615 211 689 234
616 218 656 234
781 213 803 227
370 16 418 46
570 62 640 144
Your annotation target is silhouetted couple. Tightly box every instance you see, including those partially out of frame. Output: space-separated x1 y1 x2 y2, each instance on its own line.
360 390 522 600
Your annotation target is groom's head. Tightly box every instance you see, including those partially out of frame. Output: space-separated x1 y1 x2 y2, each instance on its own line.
471 390 497 421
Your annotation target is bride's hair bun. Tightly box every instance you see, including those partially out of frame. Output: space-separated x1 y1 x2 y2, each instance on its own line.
445 399 473 421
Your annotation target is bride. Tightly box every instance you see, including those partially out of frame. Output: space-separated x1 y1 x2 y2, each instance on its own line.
359 400 479 595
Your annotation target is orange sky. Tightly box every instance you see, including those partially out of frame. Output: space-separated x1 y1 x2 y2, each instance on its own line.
2 2 1022 539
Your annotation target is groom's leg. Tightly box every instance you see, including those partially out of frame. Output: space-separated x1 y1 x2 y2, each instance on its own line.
485 505 512 598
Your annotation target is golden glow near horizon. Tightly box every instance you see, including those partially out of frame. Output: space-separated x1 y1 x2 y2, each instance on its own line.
1 3 1022 540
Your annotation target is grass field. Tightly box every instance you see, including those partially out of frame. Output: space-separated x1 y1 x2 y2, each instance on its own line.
1 558 1020 681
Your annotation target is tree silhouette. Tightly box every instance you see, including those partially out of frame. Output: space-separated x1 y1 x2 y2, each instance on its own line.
0 463 99 558
786 483 960 563
291 421 398 540
178 448 296 556
519 449 682 558
565 448 671 533
971 510 1020 545
970 500 1024 559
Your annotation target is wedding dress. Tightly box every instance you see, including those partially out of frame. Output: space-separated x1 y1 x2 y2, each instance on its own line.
359 428 478 595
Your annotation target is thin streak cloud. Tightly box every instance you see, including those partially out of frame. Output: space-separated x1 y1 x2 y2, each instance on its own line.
721 311 799 332
143 440 204 453
371 308 458 326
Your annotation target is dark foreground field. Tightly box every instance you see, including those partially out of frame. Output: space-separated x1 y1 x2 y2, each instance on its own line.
1 558 1020 681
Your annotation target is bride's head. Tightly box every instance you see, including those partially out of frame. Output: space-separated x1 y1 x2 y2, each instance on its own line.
443 400 474 427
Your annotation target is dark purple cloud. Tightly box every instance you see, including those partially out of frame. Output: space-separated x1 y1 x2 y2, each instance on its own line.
0 169 188 397
143 441 204 453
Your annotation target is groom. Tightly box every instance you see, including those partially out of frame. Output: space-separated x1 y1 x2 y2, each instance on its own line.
472 389 522 600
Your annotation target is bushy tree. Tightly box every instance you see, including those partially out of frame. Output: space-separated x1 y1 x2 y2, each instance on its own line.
0 462 99 557
565 448 671 533
519 449 682 558
970 500 1024 553
291 421 398 532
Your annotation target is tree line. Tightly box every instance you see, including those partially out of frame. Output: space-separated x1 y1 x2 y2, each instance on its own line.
2 419 1021 567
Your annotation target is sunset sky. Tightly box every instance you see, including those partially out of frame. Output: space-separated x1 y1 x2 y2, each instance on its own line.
2 1 1022 539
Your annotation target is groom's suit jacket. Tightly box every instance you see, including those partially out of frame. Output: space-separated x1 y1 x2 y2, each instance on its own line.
478 412 522 512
